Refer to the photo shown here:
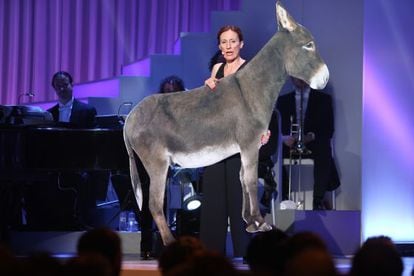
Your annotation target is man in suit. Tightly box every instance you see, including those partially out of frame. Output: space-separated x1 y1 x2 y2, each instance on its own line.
276 77 340 210
48 71 96 128
25 71 99 229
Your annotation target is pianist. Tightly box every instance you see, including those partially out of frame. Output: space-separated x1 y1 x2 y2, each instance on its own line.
48 71 97 128
23 71 100 230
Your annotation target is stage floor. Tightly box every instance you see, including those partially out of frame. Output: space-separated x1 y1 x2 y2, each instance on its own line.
119 255 414 276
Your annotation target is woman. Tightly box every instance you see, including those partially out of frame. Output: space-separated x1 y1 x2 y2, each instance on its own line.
204 26 246 90
200 25 250 258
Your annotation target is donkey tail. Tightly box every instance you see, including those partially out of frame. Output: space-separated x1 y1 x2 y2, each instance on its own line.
123 128 143 210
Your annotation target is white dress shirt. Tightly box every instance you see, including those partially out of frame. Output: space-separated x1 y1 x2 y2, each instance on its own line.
58 97 74 122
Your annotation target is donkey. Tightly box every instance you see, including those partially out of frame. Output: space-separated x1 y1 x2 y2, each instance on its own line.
123 1 329 245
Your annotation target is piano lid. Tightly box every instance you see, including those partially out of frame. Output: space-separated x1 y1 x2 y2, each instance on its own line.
0 105 53 126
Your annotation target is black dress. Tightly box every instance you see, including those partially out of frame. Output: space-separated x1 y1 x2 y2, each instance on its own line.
199 62 250 257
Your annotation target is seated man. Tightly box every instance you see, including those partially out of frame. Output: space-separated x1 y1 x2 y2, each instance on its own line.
24 71 99 230
276 77 340 210
48 71 96 128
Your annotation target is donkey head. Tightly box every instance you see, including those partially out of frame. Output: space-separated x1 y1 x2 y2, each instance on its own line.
276 2 329 89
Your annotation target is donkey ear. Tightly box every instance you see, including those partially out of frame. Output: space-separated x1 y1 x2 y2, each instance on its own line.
276 1 297 32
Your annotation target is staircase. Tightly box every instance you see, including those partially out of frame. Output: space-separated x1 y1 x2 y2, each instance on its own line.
73 0 279 116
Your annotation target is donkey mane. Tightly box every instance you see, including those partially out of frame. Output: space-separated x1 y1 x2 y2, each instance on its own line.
123 1 329 245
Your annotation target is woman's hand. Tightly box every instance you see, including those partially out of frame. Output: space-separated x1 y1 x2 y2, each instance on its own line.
260 130 271 146
204 77 218 90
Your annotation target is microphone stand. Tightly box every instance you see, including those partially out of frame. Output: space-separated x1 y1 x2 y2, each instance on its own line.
117 102 133 123
17 92 35 105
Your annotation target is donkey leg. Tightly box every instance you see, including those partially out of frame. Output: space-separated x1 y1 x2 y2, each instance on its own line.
146 161 175 245
240 150 272 233
239 166 251 224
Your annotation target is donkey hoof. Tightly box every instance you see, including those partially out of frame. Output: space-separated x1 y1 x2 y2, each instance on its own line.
258 222 273 232
246 223 259 233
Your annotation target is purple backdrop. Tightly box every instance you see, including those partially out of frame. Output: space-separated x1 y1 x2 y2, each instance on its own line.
0 0 240 105
363 0 414 241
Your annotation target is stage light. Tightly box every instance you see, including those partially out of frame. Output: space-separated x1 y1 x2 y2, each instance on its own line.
170 167 202 237
183 194 202 211
181 182 202 211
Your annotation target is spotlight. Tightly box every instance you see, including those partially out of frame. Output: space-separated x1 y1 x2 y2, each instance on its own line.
172 167 203 237
181 181 202 211
183 194 202 211
174 168 202 211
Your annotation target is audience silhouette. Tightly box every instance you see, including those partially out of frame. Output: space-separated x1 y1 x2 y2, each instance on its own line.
164 250 240 276
284 247 337 276
349 235 403 276
245 228 289 275
158 236 206 275
76 227 122 276
64 253 112 276
0 229 410 275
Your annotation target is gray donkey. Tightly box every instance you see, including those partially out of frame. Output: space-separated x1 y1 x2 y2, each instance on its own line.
123 1 329 245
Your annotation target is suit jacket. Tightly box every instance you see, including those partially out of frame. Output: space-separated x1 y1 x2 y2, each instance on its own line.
276 89 340 191
48 99 97 128
276 89 334 141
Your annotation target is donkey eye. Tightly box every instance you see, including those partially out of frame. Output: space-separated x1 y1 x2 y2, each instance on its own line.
303 41 315 51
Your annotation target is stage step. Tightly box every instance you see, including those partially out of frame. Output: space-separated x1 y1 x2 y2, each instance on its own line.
9 231 142 256
274 210 361 256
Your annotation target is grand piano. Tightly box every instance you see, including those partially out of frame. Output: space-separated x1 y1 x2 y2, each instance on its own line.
0 105 129 239
0 105 129 172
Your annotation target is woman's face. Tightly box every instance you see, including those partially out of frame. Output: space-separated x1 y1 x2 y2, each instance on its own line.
218 30 244 63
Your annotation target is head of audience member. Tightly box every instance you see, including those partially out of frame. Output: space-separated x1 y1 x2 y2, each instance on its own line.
165 250 239 276
284 247 337 276
51 71 74 105
349 235 403 276
158 236 206 275
159 75 185 93
245 228 289 275
285 231 328 257
216 25 244 64
64 253 112 276
77 228 122 276
283 231 337 276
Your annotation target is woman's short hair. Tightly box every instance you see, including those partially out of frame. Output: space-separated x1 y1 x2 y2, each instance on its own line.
216 25 244 44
